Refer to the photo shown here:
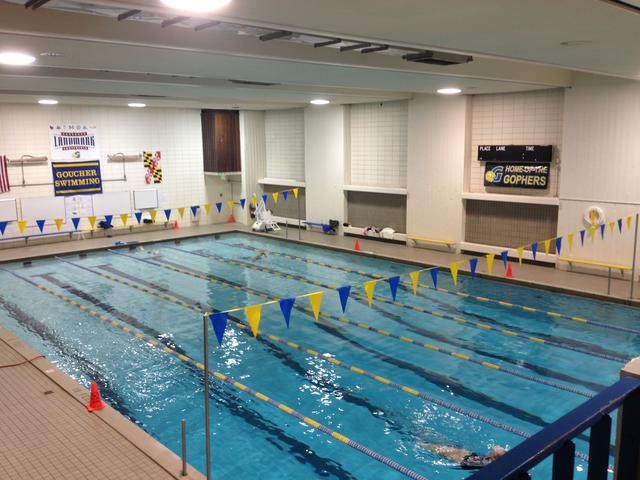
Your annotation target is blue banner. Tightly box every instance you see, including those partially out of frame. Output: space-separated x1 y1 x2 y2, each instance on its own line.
52 161 102 196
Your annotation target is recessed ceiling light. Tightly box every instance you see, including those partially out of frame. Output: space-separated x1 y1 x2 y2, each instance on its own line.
38 99 59 105
560 40 592 47
0 52 36 66
128 102 146 108
161 0 232 13
436 87 462 95
310 99 330 105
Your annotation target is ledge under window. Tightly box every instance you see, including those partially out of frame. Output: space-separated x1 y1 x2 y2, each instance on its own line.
343 185 408 195
258 178 306 188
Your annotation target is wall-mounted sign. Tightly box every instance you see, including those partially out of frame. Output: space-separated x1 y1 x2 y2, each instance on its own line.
484 162 549 189
52 161 103 196
478 145 553 163
49 124 99 161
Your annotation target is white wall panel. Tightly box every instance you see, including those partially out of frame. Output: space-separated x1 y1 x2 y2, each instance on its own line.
239 110 266 225
265 108 304 181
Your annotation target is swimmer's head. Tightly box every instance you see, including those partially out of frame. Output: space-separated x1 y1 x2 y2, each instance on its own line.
488 446 506 460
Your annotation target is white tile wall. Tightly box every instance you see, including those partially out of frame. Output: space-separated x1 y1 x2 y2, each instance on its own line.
468 89 564 196
0 103 206 233
349 100 408 188
265 108 305 181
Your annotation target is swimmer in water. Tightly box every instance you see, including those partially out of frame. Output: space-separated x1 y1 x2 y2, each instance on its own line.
251 251 267 262
418 443 514 471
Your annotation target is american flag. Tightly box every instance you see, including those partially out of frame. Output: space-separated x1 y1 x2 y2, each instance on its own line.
0 156 10 193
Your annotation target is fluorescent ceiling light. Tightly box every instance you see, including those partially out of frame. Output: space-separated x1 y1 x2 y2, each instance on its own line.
128 102 146 108
310 99 330 105
0 52 36 66
161 0 232 13
38 99 59 105
436 87 462 95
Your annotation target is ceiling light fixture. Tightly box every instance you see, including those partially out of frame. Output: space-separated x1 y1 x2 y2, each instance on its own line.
161 0 232 13
38 99 59 105
0 52 36 66
436 87 462 95
128 102 146 108
310 99 330 105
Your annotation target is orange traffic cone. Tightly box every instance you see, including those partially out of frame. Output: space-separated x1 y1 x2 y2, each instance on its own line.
86 381 106 412
229 214 235 224
505 263 514 278
354 239 361 252
173 221 180 230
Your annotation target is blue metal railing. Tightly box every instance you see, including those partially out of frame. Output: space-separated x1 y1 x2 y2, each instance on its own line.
466 376 640 480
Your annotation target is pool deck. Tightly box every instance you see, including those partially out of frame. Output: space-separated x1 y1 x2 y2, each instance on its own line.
0 327 205 480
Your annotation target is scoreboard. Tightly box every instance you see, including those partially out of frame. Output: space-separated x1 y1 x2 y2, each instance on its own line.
477 145 553 163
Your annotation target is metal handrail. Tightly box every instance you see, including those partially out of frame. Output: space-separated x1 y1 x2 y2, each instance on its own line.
466 376 640 480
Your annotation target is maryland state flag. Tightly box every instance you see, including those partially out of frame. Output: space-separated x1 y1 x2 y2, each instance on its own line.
143 151 163 184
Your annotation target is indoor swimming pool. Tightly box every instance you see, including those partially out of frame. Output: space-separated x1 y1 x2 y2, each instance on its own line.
0 232 638 479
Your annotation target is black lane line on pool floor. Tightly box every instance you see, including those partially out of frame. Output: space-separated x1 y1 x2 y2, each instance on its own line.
1 269 363 480
43 266 406 434
166 247 605 393
225 240 640 337
0 293 135 420
193 244 628 364
104 251 572 433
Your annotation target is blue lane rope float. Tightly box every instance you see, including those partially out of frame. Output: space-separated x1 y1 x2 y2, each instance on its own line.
107 249 596 398
180 246 628 364
1 267 430 480
228 241 640 337
48 260 601 466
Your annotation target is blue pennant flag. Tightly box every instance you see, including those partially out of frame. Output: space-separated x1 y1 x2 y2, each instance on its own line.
430 268 438 289
209 312 229 346
134 212 143 224
279 298 296 328
501 251 509 268
469 258 478 277
71 217 81 230
215 202 222 213
104 215 113 227
191 206 199 217
163 209 172 221
36 219 45 233
580 230 586 245
555 237 562 255
240 198 246 210
388 276 400 301
0 221 7 236
336 286 351 313
600 223 605 239
618 218 623 233
531 242 538 260
282 191 289 201
262 194 268 205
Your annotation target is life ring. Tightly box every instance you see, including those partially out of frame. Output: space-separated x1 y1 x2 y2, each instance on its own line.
583 206 605 227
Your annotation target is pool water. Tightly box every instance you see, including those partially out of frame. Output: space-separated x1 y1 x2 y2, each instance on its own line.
1 232 638 479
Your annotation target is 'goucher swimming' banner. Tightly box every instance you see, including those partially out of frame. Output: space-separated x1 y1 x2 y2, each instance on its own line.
52 161 103 196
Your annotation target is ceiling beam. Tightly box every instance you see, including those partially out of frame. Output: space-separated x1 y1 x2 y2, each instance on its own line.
361 45 389 54
161 16 189 28
117 9 141 21
339 42 371 52
194 20 221 32
259 30 292 41
314 38 342 48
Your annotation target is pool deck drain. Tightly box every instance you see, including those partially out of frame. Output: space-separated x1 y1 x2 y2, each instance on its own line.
0 327 205 480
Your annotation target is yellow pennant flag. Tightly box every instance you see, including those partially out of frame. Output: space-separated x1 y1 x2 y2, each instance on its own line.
627 216 633 230
178 207 185 219
609 221 615 233
409 271 420 295
590 225 596 241
228 200 235 212
292 188 299 199
450 262 459 286
120 213 129 226
149 210 157 222
54 218 63 232
88 216 97 229
308 292 323 320
251 196 257 207
543 239 551 255
516 247 524 265
203 204 211 215
363 280 377 307
567 233 574 251
245 304 263 337
272 192 279 204
17 220 27 234
486 254 495 275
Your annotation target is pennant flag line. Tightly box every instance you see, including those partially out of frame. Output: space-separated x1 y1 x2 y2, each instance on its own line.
164 209 172 221
245 304 263 337
430 268 439 289
363 281 377 307
120 213 129 226
500 251 508 269
262 194 268 205
409 271 420 294
104 215 113 228
279 298 295 327
54 218 63 231
190 206 199 217
388 276 400 301
203 204 211 215
567 233 574 251
149 210 157 222
450 262 459 286
209 312 229 346
177 207 185 219
0 221 7 236
337 286 351 313
282 191 288 201
555 237 562 256
580 230 585 246
251 196 257 207
216 202 222 213
272 192 279 204
486 254 495 275
543 239 551 256
618 218 623 233
516 247 524 265
469 258 478 277
228 200 235 212
600 223 605 239
531 242 538 261
609 221 615 233
17 220 27 234
627 216 633 230
240 199 246 210
308 292 323 320
292 188 299 199
36 219 45 233
72 217 81 230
